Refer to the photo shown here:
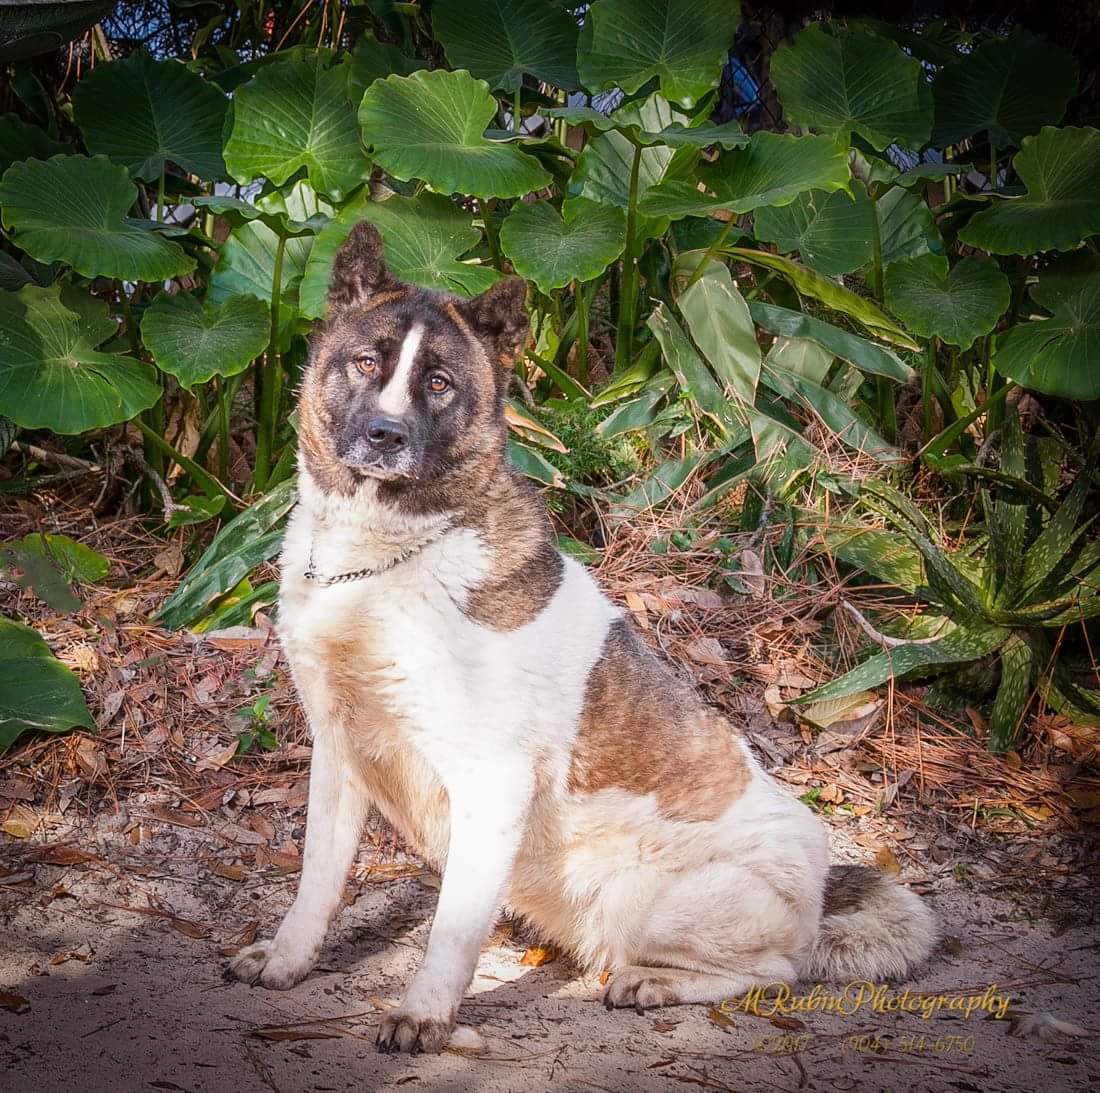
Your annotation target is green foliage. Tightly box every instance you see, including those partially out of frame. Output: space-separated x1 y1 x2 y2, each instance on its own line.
0 617 94 752
0 6 1096 761
799 412 1100 750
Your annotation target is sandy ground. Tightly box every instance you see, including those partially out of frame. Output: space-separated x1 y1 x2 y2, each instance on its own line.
2 801 1097 1093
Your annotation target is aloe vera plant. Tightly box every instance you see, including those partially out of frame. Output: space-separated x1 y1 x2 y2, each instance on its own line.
799 408 1100 750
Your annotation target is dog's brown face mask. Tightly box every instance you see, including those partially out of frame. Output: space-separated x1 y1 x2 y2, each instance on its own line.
297 221 529 511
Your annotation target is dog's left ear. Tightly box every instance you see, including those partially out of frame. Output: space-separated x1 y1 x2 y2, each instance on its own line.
461 278 529 366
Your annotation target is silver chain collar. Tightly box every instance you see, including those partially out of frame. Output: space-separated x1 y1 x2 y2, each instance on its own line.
302 524 450 587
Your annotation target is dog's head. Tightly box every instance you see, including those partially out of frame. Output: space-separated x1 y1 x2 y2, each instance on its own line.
298 220 528 508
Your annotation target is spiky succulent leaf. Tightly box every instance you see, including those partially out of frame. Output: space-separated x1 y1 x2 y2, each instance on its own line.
993 407 1029 607
988 634 1035 752
823 527 923 593
793 624 1011 705
1022 466 1095 594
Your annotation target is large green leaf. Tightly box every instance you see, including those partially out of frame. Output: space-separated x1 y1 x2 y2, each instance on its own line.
434 0 579 92
748 301 912 382
0 113 68 175
885 254 1010 350
992 269 1100 399
500 197 625 292
207 184 324 344
729 248 920 349
673 255 759 403
300 192 498 319
0 155 195 280
73 47 227 181
577 0 739 108
638 132 850 220
647 303 734 436
959 127 1100 255
359 69 551 198
2 532 109 584
141 293 270 390
0 284 161 433
224 53 368 200
875 184 942 269
753 183 873 276
0 617 94 752
932 30 1077 149
156 478 298 630
565 93 697 242
771 24 933 150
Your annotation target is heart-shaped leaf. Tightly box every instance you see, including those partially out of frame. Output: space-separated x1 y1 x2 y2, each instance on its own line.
141 293 270 390
578 0 740 108
992 266 1100 399
434 0 579 92
500 198 625 292
639 132 850 220
224 53 368 200
0 617 94 752
359 69 551 198
345 33 420 102
0 155 195 280
959 126 1100 255
753 183 874 276
300 192 499 318
0 113 68 174
885 254 1010 350
73 47 227 181
0 284 161 433
208 183 326 346
771 24 932 150
932 30 1077 149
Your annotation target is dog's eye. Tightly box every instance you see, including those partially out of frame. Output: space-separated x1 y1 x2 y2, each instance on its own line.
428 373 450 394
354 354 378 376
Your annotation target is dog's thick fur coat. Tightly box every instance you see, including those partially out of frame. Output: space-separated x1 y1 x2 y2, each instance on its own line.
228 222 937 1053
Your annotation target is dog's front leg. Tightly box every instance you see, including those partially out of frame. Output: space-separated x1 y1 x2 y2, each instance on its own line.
228 729 366 988
377 763 533 1054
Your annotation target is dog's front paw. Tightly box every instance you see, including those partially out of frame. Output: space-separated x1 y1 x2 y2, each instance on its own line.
376 1007 455 1055
226 941 313 990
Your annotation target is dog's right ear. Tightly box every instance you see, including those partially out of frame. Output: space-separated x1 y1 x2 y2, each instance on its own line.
327 220 396 316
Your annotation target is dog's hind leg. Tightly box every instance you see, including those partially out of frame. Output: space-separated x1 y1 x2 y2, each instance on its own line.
228 731 366 989
603 957 796 1014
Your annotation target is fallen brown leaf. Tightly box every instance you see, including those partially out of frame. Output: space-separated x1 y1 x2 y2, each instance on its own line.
0 991 30 1014
519 946 558 967
875 846 901 875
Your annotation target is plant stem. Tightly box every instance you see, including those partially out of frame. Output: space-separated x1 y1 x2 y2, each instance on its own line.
134 419 234 507
157 167 166 223
684 218 736 290
254 232 287 491
615 140 643 372
483 201 503 271
215 375 230 482
922 337 938 444
988 136 998 191
513 85 522 135
574 280 589 385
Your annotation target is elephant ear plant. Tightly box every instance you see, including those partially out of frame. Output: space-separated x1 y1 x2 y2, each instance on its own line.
0 3 1098 759
798 406 1100 751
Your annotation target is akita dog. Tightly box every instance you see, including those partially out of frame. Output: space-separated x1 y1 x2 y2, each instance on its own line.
228 221 937 1054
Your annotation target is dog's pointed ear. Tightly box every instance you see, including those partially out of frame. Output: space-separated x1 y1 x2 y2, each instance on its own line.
327 220 396 316
460 278 530 367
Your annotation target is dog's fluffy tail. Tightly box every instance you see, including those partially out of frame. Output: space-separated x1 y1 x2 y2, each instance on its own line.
800 865 938 982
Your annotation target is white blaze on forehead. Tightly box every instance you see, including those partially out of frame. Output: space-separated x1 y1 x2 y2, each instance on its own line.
377 323 424 415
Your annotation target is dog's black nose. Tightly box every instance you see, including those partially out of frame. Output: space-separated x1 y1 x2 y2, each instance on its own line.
366 417 409 452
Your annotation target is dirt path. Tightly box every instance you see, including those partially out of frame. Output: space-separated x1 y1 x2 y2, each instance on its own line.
2 802 1097 1093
